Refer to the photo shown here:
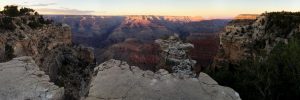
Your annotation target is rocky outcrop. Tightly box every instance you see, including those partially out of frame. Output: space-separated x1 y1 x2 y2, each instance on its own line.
0 15 95 99
85 59 241 100
0 16 72 62
156 34 196 77
214 12 300 68
39 45 95 99
0 56 64 100
209 12 300 100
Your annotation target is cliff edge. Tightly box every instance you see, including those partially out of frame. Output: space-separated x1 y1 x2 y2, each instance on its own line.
85 59 241 100
0 57 64 100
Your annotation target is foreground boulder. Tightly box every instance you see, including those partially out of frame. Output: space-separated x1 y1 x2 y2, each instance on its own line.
0 56 64 100
86 59 241 100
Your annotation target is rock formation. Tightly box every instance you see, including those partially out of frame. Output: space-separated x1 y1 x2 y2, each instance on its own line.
0 56 64 100
0 15 95 99
85 59 241 100
214 12 300 67
39 45 95 99
156 34 196 77
210 12 300 100
0 16 72 62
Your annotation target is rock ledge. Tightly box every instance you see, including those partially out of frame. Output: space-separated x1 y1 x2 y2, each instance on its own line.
86 59 241 100
0 56 64 100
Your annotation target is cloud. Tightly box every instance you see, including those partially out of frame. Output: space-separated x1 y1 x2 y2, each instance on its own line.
30 3 56 7
36 8 95 15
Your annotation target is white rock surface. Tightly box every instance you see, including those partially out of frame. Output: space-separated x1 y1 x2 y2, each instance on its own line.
0 56 64 100
86 59 241 100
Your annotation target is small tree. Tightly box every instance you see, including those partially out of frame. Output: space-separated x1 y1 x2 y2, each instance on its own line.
0 17 16 30
19 7 35 16
3 5 19 17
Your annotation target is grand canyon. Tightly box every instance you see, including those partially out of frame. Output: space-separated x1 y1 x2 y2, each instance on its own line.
45 15 229 72
1 1 300 100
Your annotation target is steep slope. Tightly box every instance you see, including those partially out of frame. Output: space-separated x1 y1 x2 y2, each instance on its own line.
85 59 241 100
0 14 95 99
210 12 300 100
215 13 300 66
0 15 71 62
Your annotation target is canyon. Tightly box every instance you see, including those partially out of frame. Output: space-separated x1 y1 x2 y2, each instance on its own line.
0 10 240 100
1 5 300 100
45 15 229 71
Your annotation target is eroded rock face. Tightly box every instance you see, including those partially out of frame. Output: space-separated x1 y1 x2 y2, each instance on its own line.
214 13 300 68
0 56 64 100
0 16 72 62
0 16 95 99
39 45 95 99
155 34 196 77
86 59 241 100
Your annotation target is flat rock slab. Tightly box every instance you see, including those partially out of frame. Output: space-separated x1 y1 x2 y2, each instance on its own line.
86 59 241 100
0 57 64 100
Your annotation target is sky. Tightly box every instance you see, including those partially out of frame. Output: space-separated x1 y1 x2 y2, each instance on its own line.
0 0 299 18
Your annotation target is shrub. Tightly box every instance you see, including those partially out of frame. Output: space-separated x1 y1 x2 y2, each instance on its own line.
2 5 19 17
28 21 42 29
0 5 39 17
19 7 35 16
38 16 53 24
5 44 15 60
0 17 16 30
265 12 300 37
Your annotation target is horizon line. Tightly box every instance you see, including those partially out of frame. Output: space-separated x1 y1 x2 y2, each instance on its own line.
41 13 241 19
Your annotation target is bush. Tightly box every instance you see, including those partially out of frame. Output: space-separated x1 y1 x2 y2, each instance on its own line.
1 5 39 17
2 5 19 17
265 12 300 37
5 44 15 60
38 16 53 24
0 17 16 30
0 5 52 30
28 21 42 29
19 7 35 16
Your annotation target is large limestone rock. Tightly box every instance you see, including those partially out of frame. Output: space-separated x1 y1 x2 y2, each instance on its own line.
0 56 64 100
86 59 241 100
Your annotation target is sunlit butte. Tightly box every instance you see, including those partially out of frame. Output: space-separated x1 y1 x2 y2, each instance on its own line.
0 0 299 18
